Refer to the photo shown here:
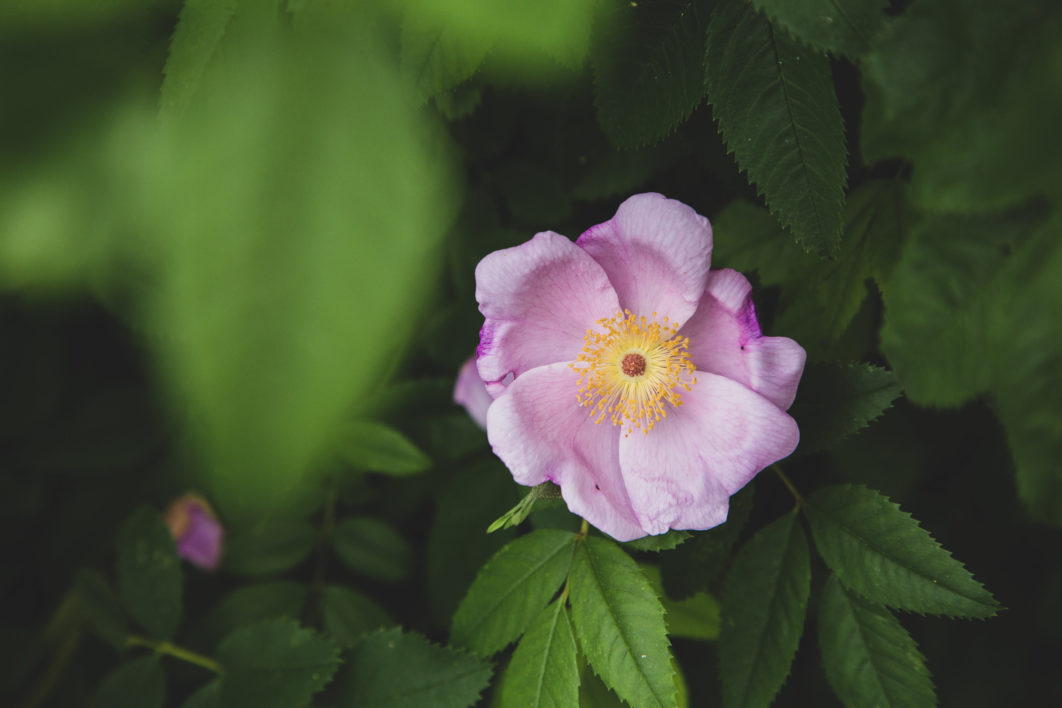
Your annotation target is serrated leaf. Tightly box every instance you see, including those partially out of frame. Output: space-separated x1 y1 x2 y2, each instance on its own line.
592 1 708 148
187 581 307 651
569 536 676 708
217 618 340 708
223 520 316 576
709 200 814 286
116 506 182 640
332 516 413 582
337 420 432 475
805 485 999 617
641 564 720 641
718 512 810 708
788 362 902 454
818 574 937 707
752 0 887 58
625 530 692 553
88 657 164 708
706 0 847 254
321 585 392 647
158 0 239 118
500 598 580 708
74 569 128 651
340 627 493 708
451 529 576 656
401 12 491 103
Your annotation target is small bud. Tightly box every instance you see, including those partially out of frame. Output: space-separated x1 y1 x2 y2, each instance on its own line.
164 493 224 570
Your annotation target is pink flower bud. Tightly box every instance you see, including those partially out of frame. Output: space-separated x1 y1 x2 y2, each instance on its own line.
164 493 224 570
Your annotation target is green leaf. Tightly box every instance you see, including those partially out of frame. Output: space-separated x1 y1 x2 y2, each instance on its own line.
340 627 493 708
181 681 221 708
434 84 483 121
337 420 432 476
624 530 692 553
641 565 721 641
88 657 164 708
709 200 814 286
116 506 182 640
569 536 676 708
217 618 341 708
487 482 565 533
752 0 887 58
573 144 679 203
321 584 392 647
788 362 902 454
188 582 308 651
805 485 1000 617
705 0 847 254
451 529 576 656
74 569 128 651
332 516 413 582
818 574 937 707
223 520 316 576
401 12 491 103
158 0 238 118
500 598 580 708
592 1 709 148
718 512 810 708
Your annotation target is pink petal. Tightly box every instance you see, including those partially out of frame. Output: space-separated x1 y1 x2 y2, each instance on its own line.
576 193 712 327
681 269 806 410
618 372 800 534
486 362 645 541
453 357 493 429
475 232 620 396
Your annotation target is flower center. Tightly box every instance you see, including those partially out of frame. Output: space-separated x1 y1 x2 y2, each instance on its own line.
570 309 697 435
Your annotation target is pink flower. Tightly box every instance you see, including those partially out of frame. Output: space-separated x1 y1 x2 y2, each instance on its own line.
474 193 804 541
164 493 224 570
454 357 493 429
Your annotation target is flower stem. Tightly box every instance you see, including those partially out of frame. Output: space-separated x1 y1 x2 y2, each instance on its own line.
772 464 804 507
127 636 223 674
577 518 589 540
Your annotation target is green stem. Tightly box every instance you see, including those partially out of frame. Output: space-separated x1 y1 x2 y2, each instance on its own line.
577 518 589 540
127 636 223 674
773 464 805 507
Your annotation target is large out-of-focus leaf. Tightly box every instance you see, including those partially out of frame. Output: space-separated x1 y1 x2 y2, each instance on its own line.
146 14 454 517
706 0 847 255
159 0 239 118
400 12 491 104
116 506 182 640
752 0 887 59
87 657 164 708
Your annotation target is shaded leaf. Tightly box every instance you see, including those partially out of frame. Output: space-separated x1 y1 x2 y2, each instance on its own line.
641 564 720 641
188 581 308 651
321 584 392 647
805 485 1000 617
341 627 493 708
337 420 432 476
217 618 340 708
74 569 128 651
818 574 936 707
718 512 810 708
752 0 887 58
625 530 692 553
88 657 164 708
500 598 580 708
709 200 814 286
332 517 413 582
181 681 220 708
116 506 182 640
569 536 676 708
706 0 847 254
223 520 316 576
451 529 576 656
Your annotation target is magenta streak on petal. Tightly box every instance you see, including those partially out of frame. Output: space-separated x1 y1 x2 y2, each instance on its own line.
476 322 495 359
736 295 762 347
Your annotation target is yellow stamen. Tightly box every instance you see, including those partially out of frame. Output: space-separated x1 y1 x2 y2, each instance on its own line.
569 309 697 436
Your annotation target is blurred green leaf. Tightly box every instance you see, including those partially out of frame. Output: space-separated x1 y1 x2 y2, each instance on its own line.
188 582 308 650
573 144 680 203
805 485 1000 617
332 517 413 582
341 627 493 708
435 83 484 121
217 618 340 708
223 520 316 576
710 200 813 286
87 656 164 708
158 0 239 118
592 1 708 148
451 529 576 656
818 574 936 707
641 565 721 641
500 598 579 708
321 585 392 647
181 681 221 708
337 420 432 476
789 362 902 454
752 0 887 58
569 537 676 708
401 12 491 103
718 512 810 708
74 569 128 651
116 506 182 640
706 0 847 255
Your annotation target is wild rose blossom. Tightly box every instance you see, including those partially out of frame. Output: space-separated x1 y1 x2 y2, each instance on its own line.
472 193 804 541
453 357 493 429
164 493 224 570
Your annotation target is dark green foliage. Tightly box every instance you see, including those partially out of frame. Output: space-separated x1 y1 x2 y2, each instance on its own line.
332 517 414 582
223 520 316 576
706 0 847 254
116 507 182 640
74 569 128 651
718 512 810 708
88 657 164 708
181 681 220 708
752 0 887 58
624 530 691 553
593 1 709 148
499 598 580 708
217 618 341 708
340 627 494 708
789 362 902 454
569 537 676 708
321 585 392 647
187 582 308 651
806 486 1000 617
818 574 936 707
